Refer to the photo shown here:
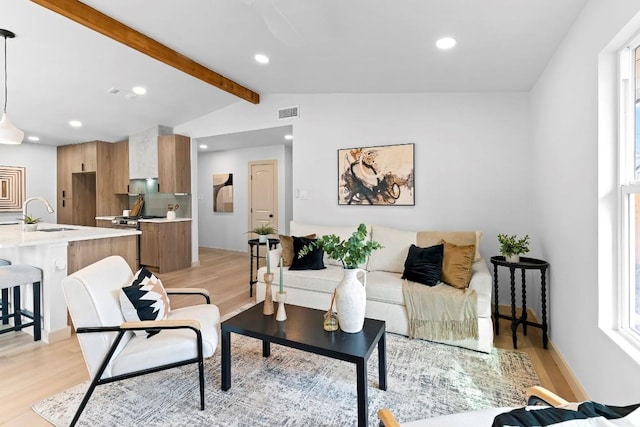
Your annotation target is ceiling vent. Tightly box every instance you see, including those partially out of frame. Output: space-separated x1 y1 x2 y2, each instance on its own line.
278 105 299 120
107 87 137 99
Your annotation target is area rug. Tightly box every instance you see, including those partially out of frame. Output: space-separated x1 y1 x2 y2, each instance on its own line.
33 333 539 427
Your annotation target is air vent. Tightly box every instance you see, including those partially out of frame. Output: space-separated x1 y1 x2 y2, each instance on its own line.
278 105 299 120
107 87 137 99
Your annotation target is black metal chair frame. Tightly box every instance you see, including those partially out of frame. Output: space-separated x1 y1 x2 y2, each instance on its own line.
69 290 210 427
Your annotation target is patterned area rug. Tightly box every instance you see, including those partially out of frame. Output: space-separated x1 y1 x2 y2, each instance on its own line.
33 332 539 427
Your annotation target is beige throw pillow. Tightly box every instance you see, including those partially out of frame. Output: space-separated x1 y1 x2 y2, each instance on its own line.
440 240 475 289
279 234 316 267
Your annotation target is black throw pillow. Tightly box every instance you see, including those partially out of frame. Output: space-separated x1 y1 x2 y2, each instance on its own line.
289 236 326 270
402 243 444 286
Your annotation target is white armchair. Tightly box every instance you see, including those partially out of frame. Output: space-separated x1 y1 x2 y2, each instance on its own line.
62 255 220 426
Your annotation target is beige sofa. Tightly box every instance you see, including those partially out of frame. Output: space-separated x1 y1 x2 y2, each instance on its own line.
255 221 493 353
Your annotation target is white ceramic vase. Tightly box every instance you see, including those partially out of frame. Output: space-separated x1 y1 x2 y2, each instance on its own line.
335 268 367 333
22 223 38 232
259 234 268 243
505 254 520 263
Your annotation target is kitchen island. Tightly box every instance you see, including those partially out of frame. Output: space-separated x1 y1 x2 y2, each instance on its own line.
0 223 140 343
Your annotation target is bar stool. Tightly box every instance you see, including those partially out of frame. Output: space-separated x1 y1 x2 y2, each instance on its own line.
0 259 10 325
0 264 42 341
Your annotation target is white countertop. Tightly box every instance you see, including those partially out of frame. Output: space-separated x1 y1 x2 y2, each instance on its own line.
0 222 140 248
95 216 191 223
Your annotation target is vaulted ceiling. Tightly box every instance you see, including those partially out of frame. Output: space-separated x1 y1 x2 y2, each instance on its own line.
1 0 587 146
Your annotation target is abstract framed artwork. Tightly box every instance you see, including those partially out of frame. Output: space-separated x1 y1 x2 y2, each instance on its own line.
213 173 233 212
338 143 414 205
0 166 25 212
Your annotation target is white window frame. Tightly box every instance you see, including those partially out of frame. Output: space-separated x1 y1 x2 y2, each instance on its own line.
618 38 640 350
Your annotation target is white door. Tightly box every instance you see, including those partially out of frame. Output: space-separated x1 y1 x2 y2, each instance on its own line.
249 160 278 233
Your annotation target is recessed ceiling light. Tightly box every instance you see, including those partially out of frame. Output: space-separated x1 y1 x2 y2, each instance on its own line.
69 120 82 127
27 136 40 142
199 144 208 149
436 37 457 50
132 86 147 95
254 53 270 64
284 134 293 140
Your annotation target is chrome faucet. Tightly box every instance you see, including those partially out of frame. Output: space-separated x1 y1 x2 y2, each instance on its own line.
23 197 55 220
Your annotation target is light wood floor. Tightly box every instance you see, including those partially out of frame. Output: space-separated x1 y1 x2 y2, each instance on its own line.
0 248 575 426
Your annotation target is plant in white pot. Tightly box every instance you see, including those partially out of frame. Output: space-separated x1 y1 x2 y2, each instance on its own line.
299 224 382 333
246 224 278 243
497 233 530 263
19 214 41 232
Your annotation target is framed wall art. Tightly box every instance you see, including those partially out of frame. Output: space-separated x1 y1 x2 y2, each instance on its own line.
213 173 234 212
0 166 25 212
338 143 414 205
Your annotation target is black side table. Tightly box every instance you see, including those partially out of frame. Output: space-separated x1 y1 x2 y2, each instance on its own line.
490 256 549 349
248 238 280 297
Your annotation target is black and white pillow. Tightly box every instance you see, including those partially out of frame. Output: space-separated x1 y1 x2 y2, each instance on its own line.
120 268 171 337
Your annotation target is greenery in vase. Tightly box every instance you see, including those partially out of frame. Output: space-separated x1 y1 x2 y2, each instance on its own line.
298 223 383 269
19 214 42 224
246 224 278 236
497 233 530 257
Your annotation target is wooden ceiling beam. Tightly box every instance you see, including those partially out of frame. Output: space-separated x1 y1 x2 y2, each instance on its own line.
31 0 260 104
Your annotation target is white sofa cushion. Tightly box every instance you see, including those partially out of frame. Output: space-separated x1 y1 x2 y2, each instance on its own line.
367 225 416 273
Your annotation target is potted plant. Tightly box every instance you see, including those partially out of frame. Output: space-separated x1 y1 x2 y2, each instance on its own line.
299 223 382 333
246 224 278 243
19 214 42 232
497 233 530 263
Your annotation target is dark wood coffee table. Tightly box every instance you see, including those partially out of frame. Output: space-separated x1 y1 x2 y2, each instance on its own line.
221 302 387 427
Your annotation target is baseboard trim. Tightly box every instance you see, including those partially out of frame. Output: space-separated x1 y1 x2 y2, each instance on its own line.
547 339 589 400
497 304 588 400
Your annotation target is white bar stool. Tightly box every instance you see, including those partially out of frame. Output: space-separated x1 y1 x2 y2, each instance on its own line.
0 264 42 341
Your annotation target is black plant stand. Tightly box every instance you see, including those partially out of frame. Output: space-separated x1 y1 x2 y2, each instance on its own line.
248 238 279 297
490 256 549 349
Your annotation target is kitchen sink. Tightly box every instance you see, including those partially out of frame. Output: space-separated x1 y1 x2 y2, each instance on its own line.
39 227 77 232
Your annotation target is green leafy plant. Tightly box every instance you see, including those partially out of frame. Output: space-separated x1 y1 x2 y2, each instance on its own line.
298 223 383 269
19 214 42 224
246 224 278 236
497 234 530 257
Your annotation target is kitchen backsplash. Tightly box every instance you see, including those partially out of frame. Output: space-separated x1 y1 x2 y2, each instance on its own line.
129 193 191 218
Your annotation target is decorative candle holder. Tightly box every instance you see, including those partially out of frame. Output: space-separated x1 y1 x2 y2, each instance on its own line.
276 291 287 321
263 273 275 315
323 311 339 332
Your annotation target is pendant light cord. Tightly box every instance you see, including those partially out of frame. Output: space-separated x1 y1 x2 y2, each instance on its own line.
3 34 7 114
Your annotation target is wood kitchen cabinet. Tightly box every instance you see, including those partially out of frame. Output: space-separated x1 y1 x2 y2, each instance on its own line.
158 134 191 194
57 140 129 225
139 220 191 273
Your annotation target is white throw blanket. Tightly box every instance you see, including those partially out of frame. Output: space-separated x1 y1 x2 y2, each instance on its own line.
402 280 478 341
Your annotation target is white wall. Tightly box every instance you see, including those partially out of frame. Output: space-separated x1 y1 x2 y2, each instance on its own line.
178 92 532 272
0 144 57 223
530 0 640 403
197 145 288 252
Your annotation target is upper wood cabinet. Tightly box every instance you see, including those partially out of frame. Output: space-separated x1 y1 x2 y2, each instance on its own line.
57 140 129 224
158 134 191 194
56 144 78 198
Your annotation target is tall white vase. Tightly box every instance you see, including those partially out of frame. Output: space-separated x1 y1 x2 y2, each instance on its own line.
335 268 367 333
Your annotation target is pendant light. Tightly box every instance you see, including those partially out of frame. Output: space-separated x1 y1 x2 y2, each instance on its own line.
0 29 23 145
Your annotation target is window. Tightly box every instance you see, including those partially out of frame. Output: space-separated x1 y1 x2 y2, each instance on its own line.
619 41 640 341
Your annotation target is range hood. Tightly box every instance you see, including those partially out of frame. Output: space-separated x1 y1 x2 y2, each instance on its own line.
128 178 159 195
128 125 172 180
